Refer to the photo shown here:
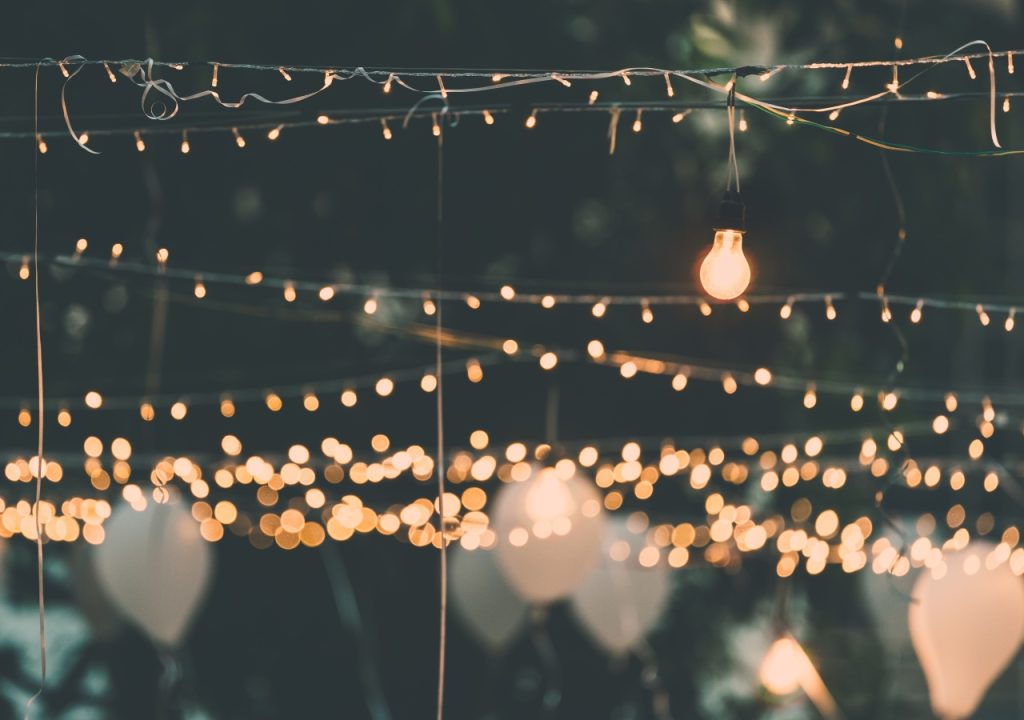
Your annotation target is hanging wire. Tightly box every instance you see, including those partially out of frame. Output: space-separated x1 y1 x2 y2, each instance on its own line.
433 102 448 720
725 76 741 193
24 60 48 720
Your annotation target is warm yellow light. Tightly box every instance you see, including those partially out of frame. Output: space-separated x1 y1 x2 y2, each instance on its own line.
699 229 750 300
760 637 812 696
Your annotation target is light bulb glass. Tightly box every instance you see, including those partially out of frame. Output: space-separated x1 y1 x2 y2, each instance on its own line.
699 229 751 300
759 637 810 696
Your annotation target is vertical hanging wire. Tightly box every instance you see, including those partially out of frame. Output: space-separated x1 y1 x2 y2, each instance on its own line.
24 61 48 720
725 76 741 193
434 110 448 720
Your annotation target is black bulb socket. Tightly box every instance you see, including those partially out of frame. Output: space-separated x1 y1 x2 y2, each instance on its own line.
714 190 746 233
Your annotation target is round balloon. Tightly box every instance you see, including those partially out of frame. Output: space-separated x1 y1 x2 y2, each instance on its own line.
909 541 1024 720
570 517 671 655
94 500 213 647
450 545 529 652
492 467 605 604
860 520 917 658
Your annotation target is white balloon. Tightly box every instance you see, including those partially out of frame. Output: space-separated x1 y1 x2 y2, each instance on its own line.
450 546 529 652
570 518 670 655
909 541 1024 720
860 521 917 659
94 501 213 647
492 467 605 604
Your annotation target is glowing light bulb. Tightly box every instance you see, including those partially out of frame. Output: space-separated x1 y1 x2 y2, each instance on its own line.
699 192 750 300
700 230 750 300
759 637 811 696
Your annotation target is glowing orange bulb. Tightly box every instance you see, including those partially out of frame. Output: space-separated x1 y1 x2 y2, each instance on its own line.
759 637 810 695
699 229 751 300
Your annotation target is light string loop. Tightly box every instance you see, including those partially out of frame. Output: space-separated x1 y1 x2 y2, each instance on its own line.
57 55 97 155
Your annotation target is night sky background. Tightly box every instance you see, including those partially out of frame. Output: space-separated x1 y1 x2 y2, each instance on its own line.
1 0 1023 718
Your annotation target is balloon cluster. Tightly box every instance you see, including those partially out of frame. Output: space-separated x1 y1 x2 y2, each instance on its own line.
452 467 672 656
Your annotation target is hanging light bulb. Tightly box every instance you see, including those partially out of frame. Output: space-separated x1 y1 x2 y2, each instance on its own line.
759 636 811 696
699 191 751 300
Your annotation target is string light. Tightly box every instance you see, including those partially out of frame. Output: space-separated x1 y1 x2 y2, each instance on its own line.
664 73 675 97
180 131 190 154
18 257 30 280
283 282 297 303
825 296 837 320
850 392 864 412
910 299 924 323
964 56 977 79
211 63 219 88
317 114 330 125
73 238 88 258
36 135 47 154
738 110 748 132
841 65 852 90
103 62 117 83
880 297 892 323
551 73 571 88
1005 309 1016 332
803 385 818 409
231 127 246 148
436 75 447 98
431 113 441 137
976 304 991 326
279 67 292 81
632 110 643 133
886 66 900 93
641 300 654 324
267 125 283 141
110 244 123 263
620 71 631 86
1010 53 1016 74
588 90 599 105
525 110 538 129
58 61 69 78
482 110 495 125
380 119 393 140
155 248 169 266
194 276 206 299
780 298 794 319
1004 96 1011 113
133 131 145 152
491 73 508 83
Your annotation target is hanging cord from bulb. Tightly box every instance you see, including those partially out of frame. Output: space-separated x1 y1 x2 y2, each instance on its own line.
725 76 741 193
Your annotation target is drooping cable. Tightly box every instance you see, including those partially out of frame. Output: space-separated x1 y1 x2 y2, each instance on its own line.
433 106 448 720
24 61 48 720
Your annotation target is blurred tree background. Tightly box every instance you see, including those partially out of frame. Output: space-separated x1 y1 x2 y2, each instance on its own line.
0 0 1022 718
